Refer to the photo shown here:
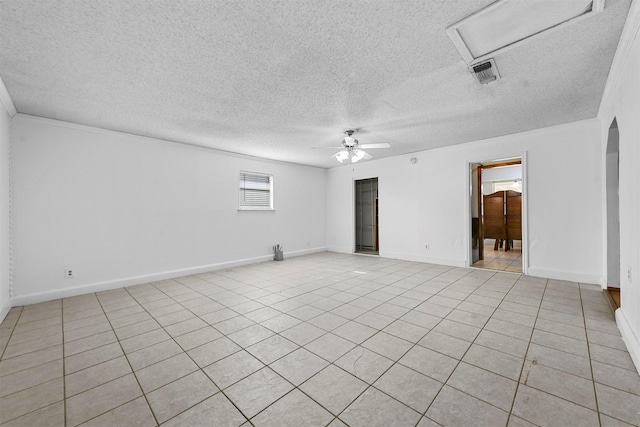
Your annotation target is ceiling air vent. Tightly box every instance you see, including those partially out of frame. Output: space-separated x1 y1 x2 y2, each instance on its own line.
472 59 500 84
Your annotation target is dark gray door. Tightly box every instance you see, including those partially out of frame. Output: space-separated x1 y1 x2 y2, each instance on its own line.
355 178 378 253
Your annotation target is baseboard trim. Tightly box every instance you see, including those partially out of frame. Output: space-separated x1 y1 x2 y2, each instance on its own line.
326 247 465 267
285 247 327 257
327 246 353 254
527 267 604 286
616 308 640 375
11 247 327 307
380 251 465 267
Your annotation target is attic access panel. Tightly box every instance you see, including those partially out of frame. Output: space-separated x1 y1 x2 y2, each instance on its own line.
446 0 605 64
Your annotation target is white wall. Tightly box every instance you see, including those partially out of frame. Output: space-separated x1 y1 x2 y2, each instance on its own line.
11 115 326 304
327 118 603 284
482 164 522 182
598 1 640 373
0 107 11 321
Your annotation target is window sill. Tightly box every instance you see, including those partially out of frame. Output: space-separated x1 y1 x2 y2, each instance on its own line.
238 207 275 211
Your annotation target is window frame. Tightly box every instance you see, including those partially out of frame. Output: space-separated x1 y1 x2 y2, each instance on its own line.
238 170 274 211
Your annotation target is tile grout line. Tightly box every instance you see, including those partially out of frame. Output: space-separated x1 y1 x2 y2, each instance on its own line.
3 311 114 368
239 264 450 422
49 296 200 426
0 306 66 426
503 284 631 422
578 283 602 427
167 261 464 424
0 306 66 422
390 274 510 427
124 284 253 426
92 292 162 427
415 271 524 426
0 306 24 362
242 263 478 426
358 272 533 424
508 283 630 422
2 255 633 427
0 305 66 425
144 261 448 370
88 276 292 426
0 273 540 424
505 277 549 425
311 269 516 425
166 264 406 425
326 270 486 425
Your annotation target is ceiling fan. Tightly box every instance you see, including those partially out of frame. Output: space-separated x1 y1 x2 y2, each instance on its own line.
314 129 391 163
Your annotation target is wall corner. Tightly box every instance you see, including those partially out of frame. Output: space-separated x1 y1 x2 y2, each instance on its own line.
0 75 17 118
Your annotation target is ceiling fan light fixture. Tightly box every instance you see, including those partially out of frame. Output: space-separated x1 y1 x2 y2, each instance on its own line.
327 129 389 164
351 149 365 163
335 150 350 163
334 148 366 164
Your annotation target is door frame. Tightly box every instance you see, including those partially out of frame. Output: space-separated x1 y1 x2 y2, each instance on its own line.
354 177 379 254
465 152 529 274
605 118 620 288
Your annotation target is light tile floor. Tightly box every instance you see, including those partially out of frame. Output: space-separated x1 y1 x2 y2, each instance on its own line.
1 252 639 426
473 239 523 273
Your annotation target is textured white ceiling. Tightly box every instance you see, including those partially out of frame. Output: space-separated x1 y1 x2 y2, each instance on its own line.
0 0 632 168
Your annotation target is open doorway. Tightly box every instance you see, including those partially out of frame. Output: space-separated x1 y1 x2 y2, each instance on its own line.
470 158 523 273
355 177 379 255
606 118 621 307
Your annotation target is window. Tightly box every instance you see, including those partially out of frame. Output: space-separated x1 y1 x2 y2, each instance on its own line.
238 171 273 210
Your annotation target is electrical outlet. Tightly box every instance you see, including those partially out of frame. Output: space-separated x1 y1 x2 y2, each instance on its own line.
628 267 632 282
65 269 75 279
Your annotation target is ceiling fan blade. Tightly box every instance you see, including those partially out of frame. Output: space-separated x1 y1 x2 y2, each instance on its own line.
362 151 373 160
359 143 391 149
312 146 344 149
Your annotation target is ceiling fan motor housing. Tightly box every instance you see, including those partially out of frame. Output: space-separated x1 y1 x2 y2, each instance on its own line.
343 130 358 148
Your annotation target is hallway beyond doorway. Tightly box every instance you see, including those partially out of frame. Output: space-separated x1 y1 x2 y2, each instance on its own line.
472 239 522 273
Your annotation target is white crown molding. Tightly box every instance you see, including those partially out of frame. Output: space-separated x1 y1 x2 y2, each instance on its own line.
0 75 17 117
598 0 640 118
